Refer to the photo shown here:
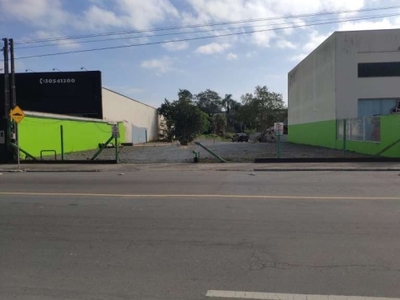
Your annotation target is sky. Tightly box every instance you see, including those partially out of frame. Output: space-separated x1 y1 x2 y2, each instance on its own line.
1 0 400 108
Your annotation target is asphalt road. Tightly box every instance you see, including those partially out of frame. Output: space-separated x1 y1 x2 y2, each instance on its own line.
1 171 400 300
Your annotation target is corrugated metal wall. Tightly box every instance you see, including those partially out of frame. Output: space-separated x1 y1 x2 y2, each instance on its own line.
132 125 147 144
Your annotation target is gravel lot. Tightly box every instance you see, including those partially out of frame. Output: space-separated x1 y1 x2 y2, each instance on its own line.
64 138 366 163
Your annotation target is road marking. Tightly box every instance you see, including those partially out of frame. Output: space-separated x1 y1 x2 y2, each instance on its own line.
0 191 399 201
206 291 399 300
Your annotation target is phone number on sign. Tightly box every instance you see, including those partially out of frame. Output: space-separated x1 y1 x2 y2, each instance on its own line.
39 78 76 84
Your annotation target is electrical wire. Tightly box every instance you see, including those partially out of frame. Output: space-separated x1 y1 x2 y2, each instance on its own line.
16 11 400 50
13 12 400 61
15 5 400 45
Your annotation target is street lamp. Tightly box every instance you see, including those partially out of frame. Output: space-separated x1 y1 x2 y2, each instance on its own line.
81 67 88 71
25 69 35 72
52 68 61 72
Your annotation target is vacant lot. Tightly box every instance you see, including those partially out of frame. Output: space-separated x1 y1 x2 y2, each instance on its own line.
64 138 364 163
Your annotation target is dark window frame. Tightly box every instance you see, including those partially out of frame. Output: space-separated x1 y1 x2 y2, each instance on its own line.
358 62 400 78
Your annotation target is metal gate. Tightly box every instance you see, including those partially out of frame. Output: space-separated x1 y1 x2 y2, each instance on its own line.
132 125 147 144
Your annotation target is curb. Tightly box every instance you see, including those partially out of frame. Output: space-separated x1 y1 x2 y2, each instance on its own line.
1 168 399 173
252 168 400 172
0 169 100 173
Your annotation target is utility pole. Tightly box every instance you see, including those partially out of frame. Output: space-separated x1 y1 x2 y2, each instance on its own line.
9 39 17 148
2 38 10 118
9 39 16 109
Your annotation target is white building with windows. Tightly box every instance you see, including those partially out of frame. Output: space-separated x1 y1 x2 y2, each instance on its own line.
288 28 400 153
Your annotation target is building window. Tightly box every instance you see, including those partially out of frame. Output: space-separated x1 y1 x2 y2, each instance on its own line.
358 62 400 77
358 98 400 117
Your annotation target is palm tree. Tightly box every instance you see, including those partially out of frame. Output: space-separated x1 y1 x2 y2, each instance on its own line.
222 94 233 128
222 94 233 115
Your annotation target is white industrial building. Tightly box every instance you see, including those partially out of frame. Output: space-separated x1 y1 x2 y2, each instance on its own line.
288 28 400 149
102 87 159 144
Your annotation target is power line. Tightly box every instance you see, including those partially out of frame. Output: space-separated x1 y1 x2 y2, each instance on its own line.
16 11 400 51
19 12 399 50
13 12 400 61
16 5 400 45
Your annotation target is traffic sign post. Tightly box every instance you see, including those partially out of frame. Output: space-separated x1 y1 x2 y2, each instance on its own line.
274 122 284 158
112 125 120 163
16 122 20 169
112 124 120 138
9 106 26 170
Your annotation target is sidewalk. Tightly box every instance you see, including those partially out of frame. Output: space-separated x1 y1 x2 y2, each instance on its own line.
1 162 400 172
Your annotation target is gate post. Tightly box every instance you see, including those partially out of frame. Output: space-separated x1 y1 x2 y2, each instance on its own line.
343 119 347 158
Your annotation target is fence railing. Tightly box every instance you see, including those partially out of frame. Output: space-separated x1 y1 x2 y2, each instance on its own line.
337 116 380 143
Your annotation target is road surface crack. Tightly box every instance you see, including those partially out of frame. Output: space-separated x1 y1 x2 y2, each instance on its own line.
246 244 400 272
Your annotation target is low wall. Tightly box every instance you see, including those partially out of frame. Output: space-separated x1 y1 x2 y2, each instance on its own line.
288 115 400 157
288 120 337 149
339 115 400 157
19 112 125 158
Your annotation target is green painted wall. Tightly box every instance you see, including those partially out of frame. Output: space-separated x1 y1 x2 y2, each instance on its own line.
118 122 126 143
19 115 125 158
288 120 337 148
288 115 400 157
339 115 400 156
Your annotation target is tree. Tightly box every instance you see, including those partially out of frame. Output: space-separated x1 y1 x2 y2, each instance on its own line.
212 114 227 135
222 94 241 130
235 86 286 131
158 91 209 145
195 89 222 116
178 89 193 102
222 94 233 115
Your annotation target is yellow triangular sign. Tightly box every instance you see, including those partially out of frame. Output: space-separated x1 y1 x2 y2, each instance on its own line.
10 106 26 124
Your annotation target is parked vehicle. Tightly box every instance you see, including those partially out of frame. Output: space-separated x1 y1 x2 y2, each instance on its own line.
232 133 249 142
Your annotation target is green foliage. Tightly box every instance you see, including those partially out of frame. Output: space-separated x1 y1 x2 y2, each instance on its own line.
244 128 257 135
158 91 209 144
197 133 230 142
224 132 235 140
195 89 222 116
212 114 227 134
159 86 286 142
235 86 287 131
222 94 242 131
178 89 193 102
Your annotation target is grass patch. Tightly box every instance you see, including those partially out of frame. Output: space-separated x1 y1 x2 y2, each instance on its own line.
197 134 231 142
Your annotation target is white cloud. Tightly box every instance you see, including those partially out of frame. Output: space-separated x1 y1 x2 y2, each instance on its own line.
290 53 308 62
289 29 330 62
1 0 180 32
338 17 400 31
251 31 276 47
34 31 81 49
114 0 179 29
226 53 238 60
82 5 125 29
0 0 70 28
276 39 296 49
195 42 231 54
141 57 173 75
82 0 180 30
162 41 189 51
303 30 330 52
181 0 372 48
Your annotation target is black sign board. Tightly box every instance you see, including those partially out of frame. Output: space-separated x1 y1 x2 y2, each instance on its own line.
0 71 103 119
